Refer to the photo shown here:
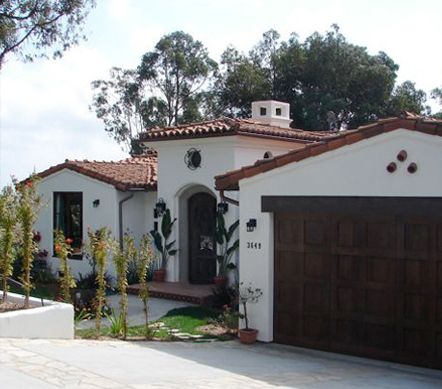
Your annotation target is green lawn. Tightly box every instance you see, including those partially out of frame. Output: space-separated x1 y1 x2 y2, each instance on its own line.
76 306 228 341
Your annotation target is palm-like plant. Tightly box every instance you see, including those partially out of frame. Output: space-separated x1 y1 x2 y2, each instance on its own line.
215 213 239 277
150 209 178 269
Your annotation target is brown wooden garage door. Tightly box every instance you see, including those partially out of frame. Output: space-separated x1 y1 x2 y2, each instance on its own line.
268 197 442 369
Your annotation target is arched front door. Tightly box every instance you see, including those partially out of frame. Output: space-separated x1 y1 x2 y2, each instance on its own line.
188 192 217 284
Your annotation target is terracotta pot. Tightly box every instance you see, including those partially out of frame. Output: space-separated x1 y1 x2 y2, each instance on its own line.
153 269 166 282
213 275 227 286
239 328 258 344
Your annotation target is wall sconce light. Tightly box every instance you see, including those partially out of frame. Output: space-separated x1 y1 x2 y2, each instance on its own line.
93 199 100 208
155 198 166 217
217 202 229 214
246 218 257 232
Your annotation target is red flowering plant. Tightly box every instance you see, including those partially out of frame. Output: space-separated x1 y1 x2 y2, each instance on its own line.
54 230 76 303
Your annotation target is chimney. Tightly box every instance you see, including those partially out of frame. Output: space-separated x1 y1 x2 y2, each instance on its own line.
251 100 292 128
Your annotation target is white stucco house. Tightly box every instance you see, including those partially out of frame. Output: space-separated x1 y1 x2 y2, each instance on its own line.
35 100 320 281
34 101 442 368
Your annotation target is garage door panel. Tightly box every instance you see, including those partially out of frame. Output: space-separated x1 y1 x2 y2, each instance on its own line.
273 199 442 369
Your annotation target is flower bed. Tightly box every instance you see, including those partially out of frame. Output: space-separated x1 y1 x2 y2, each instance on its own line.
0 292 74 339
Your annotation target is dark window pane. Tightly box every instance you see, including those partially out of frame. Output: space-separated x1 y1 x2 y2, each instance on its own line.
53 192 83 258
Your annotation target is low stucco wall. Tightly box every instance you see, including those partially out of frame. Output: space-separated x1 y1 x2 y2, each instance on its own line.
0 292 74 339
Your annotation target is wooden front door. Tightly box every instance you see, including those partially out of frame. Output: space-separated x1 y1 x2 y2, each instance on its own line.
271 197 442 369
188 192 217 284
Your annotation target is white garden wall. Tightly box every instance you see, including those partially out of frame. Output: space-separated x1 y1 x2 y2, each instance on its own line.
0 292 74 339
238 129 442 341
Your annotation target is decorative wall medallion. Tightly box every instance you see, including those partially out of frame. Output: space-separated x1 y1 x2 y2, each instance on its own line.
185 148 202 170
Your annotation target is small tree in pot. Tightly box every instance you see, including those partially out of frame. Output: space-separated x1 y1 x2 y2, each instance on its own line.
215 213 239 285
150 208 177 282
238 282 263 344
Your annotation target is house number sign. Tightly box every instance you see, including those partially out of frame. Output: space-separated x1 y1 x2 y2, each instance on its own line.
247 242 262 249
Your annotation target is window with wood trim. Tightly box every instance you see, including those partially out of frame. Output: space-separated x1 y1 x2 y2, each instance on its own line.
53 192 83 259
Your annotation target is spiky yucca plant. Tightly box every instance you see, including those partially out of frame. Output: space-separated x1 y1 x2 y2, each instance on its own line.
113 233 136 339
15 177 42 308
86 227 113 338
54 229 76 303
137 234 154 339
0 185 18 302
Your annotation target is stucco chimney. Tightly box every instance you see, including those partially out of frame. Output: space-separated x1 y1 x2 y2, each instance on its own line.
251 100 292 128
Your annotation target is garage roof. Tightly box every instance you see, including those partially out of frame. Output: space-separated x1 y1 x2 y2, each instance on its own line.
215 116 442 191
37 151 158 191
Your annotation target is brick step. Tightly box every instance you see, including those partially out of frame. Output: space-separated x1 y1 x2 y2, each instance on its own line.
127 282 213 306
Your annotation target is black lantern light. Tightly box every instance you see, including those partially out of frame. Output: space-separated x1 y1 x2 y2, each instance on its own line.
154 198 166 218
92 199 100 208
246 218 257 232
217 202 229 214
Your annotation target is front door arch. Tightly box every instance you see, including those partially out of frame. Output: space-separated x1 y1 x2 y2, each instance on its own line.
188 192 216 284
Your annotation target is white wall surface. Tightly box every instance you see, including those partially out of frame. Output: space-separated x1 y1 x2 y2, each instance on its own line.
237 129 442 341
35 169 119 278
0 292 74 339
147 135 300 282
119 190 156 246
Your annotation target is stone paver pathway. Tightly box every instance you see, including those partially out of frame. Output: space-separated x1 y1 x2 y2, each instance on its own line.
1 338 442 388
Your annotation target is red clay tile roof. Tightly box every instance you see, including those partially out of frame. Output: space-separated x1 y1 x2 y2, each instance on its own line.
37 152 157 191
139 118 334 143
215 116 442 191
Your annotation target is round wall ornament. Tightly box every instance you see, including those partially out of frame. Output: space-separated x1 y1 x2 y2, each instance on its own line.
184 148 202 170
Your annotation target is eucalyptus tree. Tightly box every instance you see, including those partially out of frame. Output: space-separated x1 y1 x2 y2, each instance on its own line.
91 31 217 153
0 0 96 69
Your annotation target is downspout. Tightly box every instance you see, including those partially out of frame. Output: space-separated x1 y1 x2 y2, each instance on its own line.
118 193 134 250
220 189 239 206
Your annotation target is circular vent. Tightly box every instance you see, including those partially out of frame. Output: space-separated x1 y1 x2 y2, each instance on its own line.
184 148 202 170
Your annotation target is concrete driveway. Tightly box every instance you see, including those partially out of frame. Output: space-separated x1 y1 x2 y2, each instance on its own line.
1 338 441 388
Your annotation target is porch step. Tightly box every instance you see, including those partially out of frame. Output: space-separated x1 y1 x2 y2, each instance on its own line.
127 282 214 306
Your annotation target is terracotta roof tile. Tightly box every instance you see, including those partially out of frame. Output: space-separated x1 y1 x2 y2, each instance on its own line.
140 118 334 143
37 151 157 191
215 116 442 191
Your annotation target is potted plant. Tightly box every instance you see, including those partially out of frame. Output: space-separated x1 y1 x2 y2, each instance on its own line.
150 208 177 282
238 282 263 344
214 213 239 285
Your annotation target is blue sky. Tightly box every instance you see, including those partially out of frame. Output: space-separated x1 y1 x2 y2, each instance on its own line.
1 0 441 186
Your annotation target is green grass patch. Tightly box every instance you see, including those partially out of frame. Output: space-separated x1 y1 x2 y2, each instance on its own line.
76 306 223 341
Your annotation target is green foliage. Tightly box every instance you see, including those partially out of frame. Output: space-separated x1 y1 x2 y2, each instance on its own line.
150 208 178 269
136 234 154 339
54 229 76 303
0 185 18 302
91 31 217 152
112 233 136 339
86 227 114 338
215 214 239 277
431 87 442 118
0 0 96 68
105 309 126 338
15 176 42 308
387 81 428 116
